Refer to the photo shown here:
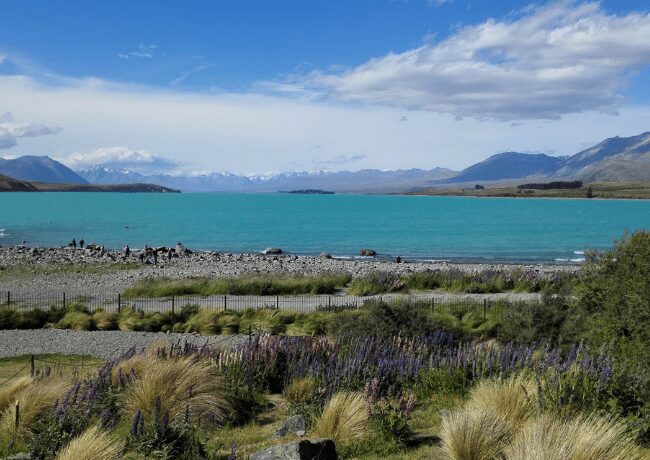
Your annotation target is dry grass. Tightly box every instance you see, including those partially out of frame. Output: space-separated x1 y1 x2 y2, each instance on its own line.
0 378 70 446
122 355 231 426
465 375 536 428
55 425 120 460
283 377 315 406
439 408 512 460
0 376 32 412
313 392 368 443
504 413 645 460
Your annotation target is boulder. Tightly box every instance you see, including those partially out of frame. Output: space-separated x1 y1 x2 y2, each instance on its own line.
263 247 283 255
320 252 332 259
273 414 307 439
359 248 376 256
250 439 337 460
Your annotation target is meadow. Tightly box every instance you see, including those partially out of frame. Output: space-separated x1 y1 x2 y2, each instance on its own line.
0 231 647 459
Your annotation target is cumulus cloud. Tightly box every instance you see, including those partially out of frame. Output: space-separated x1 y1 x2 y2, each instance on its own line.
313 153 366 168
312 2 650 120
0 112 62 149
118 44 157 59
56 146 178 172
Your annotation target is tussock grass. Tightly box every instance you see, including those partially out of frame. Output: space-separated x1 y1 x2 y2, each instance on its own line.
183 309 221 335
55 425 120 460
465 375 536 428
439 408 512 460
0 376 32 412
122 356 231 426
55 311 93 330
283 378 315 407
314 392 369 443
91 309 117 330
0 378 70 447
504 413 645 460
123 272 352 297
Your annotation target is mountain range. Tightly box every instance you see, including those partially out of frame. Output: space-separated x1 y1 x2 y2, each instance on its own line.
1 131 649 192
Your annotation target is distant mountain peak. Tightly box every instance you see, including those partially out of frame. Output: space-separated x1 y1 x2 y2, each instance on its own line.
0 155 88 184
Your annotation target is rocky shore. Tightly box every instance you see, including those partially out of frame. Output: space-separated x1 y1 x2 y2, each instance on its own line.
0 245 578 294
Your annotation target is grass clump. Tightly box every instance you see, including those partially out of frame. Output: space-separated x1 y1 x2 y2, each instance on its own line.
55 425 120 460
123 272 351 297
0 376 32 412
439 408 513 460
55 310 93 330
314 392 369 443
123 356 231 426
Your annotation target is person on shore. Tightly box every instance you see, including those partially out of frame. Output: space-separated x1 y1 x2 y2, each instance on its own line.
168 248 173 261
125 244 131 257
139 252 145 264
79 239 85 249
71 238 76 250
153 250 158 265
396 255 402 263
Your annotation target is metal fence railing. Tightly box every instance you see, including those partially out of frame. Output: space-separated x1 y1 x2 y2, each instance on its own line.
0 290 534 315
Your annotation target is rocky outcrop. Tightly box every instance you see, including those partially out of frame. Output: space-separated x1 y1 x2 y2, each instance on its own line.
359 248 376 256
263 248 283 255
250 439 337 460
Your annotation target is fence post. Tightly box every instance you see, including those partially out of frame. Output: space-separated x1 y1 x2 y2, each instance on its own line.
118 294 121 313
171 296 175 316
276 296 279 309
483 299 487 320
30 354 35 377
328 296 331 312
223 295 227 311
14 401 19 431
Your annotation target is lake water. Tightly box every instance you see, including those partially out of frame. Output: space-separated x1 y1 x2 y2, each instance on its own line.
1 193 649 263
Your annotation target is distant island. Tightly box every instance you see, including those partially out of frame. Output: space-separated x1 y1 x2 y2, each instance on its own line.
281 189 335 194
0 173 179 193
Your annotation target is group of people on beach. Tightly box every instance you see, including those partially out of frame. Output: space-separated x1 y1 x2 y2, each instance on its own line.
68 238 107 255
66 238 188 265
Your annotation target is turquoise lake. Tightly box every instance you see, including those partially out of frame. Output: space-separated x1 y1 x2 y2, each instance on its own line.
1 193 649 262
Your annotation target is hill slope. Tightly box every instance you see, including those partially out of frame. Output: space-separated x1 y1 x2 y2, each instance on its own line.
440 152 564 183
0 173 39 192
0 156 88 184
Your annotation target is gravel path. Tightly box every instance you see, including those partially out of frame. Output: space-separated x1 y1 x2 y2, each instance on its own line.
0 330 250 361
0 246 577 295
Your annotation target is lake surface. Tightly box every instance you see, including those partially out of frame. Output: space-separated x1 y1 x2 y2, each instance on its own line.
1 193 649 263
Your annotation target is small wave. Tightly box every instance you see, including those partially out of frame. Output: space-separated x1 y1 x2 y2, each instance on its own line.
555 258 569 262
570 257 586 262
574 250 585 255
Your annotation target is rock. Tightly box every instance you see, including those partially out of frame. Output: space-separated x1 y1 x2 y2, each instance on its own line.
273 414 307 439
320 252 332 259
250 439 337 460
359 248 376 256
263 247 283 255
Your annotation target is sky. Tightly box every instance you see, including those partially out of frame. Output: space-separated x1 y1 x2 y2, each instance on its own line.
1 0 650 175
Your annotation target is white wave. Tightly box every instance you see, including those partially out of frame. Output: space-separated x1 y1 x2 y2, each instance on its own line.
555 258 569 262
574 250 585 255
570 257 586 262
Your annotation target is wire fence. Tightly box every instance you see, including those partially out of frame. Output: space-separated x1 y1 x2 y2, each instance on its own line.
0 290 535 315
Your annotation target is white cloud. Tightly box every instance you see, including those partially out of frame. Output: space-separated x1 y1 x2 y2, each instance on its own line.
118 44 157 60
2 71 650 174
0 112 62 150
311 2 650 120
313 153 367 168
55 146 178 172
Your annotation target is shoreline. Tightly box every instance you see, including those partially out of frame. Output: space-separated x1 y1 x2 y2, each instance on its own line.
0 244 579 295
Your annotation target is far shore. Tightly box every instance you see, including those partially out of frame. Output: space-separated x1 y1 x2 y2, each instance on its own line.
0 244 578 295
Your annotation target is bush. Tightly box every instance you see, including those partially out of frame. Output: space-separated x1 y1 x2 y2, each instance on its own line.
55 311 93 331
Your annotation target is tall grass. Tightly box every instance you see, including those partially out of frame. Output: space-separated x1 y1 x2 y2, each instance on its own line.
0 376 31 412
55 425 120 460
122 356 231 426
465 375 536 428
0 379 70 448
504 414 645 460
439 408 513 460
123 272 352 297
314 392 369 443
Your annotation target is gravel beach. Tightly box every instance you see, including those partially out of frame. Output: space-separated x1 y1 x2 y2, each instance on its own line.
0 329 250 360
0 246 578 294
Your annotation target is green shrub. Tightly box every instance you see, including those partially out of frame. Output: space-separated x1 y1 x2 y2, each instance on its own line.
55 311 93 330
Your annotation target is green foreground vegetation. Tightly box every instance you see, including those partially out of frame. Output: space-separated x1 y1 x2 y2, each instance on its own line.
409 181 650 199
0 231 648 459
122 267 566 297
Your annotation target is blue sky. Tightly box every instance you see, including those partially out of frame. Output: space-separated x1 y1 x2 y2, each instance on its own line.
1 1 650 174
